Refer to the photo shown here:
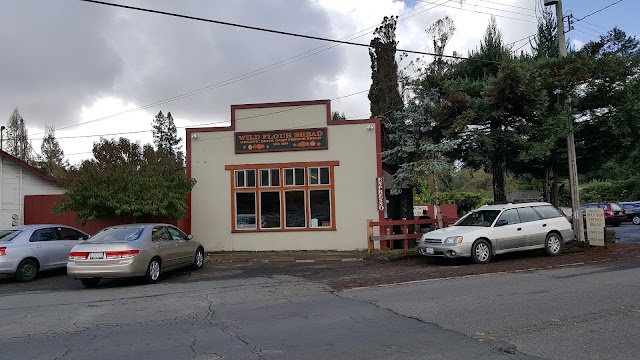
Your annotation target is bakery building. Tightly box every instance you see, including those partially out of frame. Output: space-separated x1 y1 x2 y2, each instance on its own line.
186 99 385 251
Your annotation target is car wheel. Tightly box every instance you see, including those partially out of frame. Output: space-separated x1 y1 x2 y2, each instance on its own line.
544 233 563 256
192 248 204 270
633 216 640 225
15 259 39 282
471 240 492 264
143 258 161 284
80 278 101 288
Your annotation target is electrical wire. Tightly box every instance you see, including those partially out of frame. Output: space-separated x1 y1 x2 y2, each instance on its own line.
574 0 623 22
415 0 537 23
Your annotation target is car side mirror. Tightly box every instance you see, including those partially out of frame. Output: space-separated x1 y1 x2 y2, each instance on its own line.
187 234 193 240
495 219 508 227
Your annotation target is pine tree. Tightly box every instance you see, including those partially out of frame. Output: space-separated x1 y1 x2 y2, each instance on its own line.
6 108 31 161
152 111 182 157
40 125 66 176
531 9 559 59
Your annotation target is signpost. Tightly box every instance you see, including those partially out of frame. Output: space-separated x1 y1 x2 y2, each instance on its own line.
585 208 605 247
376 177 386 214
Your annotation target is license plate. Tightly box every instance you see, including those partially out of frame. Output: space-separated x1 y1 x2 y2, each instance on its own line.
426 248 434 255
89 252 104 260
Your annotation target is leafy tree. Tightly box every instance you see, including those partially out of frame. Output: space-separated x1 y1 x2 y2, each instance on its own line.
54 137 196 224
331 111 346 121
369 15 404 150
6 108 30 161
38 125 67 176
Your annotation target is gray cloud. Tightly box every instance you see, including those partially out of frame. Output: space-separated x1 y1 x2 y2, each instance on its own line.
0 0 346 129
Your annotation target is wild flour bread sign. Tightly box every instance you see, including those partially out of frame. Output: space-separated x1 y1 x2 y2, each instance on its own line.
235 128 328 153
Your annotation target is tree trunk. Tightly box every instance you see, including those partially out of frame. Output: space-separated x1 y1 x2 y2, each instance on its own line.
492 154 507 202
543 167 553 203
550 173 559 206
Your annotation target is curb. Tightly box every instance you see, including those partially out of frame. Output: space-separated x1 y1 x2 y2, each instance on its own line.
206 254 365 264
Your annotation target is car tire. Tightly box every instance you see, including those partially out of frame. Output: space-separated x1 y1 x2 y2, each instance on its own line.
15 259 39 282
143 258 161 284
192 247 204 270
633 216 640 225
471 239 492 264
80 278 101 288
544 233 563 256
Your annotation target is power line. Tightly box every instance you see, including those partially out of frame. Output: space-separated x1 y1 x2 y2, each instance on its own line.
416 0 537 23
79 0 494 63
479 0 536 12
36 0 466 136
574 0 623 22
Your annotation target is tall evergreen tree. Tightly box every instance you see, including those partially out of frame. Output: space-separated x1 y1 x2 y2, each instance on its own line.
6 108 30 161
531 9 559 59
368 15 404 150
152 111 182 160
40 125 66 176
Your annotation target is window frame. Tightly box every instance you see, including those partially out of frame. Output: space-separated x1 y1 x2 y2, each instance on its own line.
234 191 258 231
226 161 338 232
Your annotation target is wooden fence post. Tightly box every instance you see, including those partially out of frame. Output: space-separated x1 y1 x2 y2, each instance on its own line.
367 219 374 255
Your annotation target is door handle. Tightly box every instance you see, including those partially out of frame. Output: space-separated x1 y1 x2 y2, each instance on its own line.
35 245 41 249
176 244 181 247
155 245 163 248
517 228 522 231
542 224 547 227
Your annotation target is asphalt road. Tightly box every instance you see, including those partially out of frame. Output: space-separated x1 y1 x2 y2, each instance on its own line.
1 258 640 359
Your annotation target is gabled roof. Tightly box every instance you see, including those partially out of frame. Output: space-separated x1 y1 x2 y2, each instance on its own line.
0 150 56 182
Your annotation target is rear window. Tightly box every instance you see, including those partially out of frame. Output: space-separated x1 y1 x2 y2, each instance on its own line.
532 206 562 219
610 203 622 211
88 227 145 243
0 230 21 241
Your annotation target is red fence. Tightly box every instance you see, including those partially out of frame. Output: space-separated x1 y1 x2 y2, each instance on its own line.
24 194 188 235
367 217 458 255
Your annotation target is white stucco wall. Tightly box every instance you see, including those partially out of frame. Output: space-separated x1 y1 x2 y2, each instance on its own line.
189 103 379 251
0 158 65 227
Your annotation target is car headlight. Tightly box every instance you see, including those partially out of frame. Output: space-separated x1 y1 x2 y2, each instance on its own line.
444 236 463 244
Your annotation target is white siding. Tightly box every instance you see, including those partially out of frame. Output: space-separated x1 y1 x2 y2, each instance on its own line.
0 158 65 227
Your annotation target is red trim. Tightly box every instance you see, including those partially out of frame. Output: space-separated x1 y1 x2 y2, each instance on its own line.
0 150 56 182
374 118 384 222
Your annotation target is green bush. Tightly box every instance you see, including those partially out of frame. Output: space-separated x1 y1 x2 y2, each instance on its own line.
580 177 640 202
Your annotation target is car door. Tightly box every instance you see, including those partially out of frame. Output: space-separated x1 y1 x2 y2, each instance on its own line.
55 227 89 260
151 226 180 270
167 226 195 266
29 227 67 269
517 207 545 247
493 209 526 251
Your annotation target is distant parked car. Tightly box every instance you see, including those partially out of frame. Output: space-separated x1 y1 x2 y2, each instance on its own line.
67 224 204 288
580 202 627 227
0 225 89 282
417 202 574 264
619 202 640 225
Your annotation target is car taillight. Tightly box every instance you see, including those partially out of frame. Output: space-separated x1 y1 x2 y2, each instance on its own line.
69 252 89 260
105 250 140 259
605 211 613 216
0 247 6 256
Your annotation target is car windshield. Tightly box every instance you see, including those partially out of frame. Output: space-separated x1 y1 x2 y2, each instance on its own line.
88 227 145 243
611 203 623 211
0 230 21 241
455 210 501 227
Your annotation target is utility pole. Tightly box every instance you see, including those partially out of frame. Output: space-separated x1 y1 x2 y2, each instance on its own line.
545 0 585 243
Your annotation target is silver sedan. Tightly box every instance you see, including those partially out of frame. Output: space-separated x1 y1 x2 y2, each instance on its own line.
0 224 89 282
67 224 204 288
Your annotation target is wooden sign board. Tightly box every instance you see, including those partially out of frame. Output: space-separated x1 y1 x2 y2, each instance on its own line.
585 207 605 246
235 128 328 153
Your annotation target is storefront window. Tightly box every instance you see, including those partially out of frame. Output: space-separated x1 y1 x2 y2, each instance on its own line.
235 192 256 229
285 191 306 228
227 162 337 232
309 189 331 227
260 191 281 229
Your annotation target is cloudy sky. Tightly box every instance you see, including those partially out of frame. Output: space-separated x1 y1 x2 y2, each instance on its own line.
0 0 635 164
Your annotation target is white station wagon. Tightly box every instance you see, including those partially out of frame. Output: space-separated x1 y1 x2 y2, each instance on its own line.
417 202 575 264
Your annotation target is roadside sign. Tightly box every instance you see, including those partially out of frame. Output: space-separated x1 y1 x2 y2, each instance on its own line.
585 208 605 246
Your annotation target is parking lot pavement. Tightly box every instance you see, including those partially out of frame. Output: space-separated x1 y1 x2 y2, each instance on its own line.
613 223 640 243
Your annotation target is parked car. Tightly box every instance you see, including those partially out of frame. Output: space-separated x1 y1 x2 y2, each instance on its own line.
417 202 574 264
580 202 627 227
0 224 89 282
619 202 640 225
67 224 204 288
